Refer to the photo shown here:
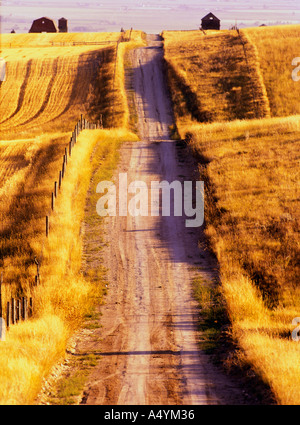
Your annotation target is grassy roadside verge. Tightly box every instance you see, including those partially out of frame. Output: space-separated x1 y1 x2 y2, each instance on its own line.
108 31 147 129
0 129 138 405
185 117 300 405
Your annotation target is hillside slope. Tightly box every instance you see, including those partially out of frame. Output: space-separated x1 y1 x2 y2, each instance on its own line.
163 26 300 405
244 25 300 117
162 29 270 127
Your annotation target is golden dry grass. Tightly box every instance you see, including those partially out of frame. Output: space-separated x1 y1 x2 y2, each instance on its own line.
0 49 103 137
162 29 270 126
186 116 300 303
185 116 300 405
0 133 70 300
0 30 145 137
244 25 300 117
0 32 121 48
164 27 300 404
0 129 138 405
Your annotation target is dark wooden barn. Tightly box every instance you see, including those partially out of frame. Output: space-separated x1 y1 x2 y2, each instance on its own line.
29 17 58 33
201 13 221 30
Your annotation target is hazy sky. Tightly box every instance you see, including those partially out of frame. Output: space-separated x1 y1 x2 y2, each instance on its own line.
1 0 300 33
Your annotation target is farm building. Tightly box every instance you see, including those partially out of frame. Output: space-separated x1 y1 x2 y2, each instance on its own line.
201 13 221 30
29 17 58 33
58 18 68 33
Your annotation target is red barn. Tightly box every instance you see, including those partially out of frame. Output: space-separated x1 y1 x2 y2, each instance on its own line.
29 17 58 33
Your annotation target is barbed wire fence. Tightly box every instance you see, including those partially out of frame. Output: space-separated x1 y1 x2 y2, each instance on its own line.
0 28 133 339
0 115 103 338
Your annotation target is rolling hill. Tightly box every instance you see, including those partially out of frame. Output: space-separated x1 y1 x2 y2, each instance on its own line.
163 25 300 405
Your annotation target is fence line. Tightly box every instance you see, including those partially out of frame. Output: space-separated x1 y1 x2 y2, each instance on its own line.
236 28 260 117
0 27 130 337
0 114 103 334
45 114 102 240
51 41 117 46
6 297 32 329
0 28 133 335
5 28 133 50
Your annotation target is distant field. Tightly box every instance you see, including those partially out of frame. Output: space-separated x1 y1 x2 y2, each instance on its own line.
0 32 121 47
0 50 105 137
163 26 300 404
244 25 300 117
0 31 142 138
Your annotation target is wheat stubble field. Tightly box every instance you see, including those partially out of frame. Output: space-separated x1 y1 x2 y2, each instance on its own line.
163 25 300 405
0 31 143 404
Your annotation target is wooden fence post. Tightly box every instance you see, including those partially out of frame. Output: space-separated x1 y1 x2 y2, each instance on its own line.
34 257 40 284
46 216 49 237
6 302 10 329
22 297 28 321
16 300 21 322
11 298 15 325
65 148 68 164
59 171 62 189
51 192 55 211
54 181 58 198
62 158 65 178
29 298 33 317
69 141 72 156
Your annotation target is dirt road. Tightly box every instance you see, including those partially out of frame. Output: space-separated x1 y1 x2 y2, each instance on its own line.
79 35 252 405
